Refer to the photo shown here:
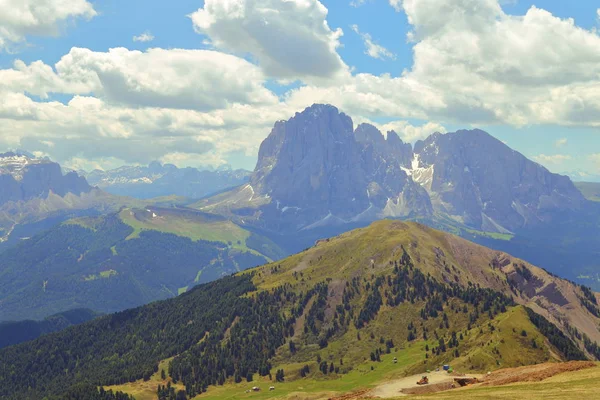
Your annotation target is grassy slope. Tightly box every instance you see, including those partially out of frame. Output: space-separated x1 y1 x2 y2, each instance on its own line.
575 182 600 202
118 208 275 259
449 306 557 373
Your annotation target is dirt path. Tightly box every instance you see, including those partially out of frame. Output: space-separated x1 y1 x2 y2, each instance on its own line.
369 371 479 398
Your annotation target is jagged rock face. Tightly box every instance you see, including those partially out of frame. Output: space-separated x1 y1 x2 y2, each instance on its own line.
203 105 586 234
253 105 370 220
413 129 585 232
0 152 91 206
248 105 432 231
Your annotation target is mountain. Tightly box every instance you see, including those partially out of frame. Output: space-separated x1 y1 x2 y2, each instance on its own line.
0 308 100 349
196 105 584 235
198 104 432 233
0 152 138 251
83 162 251 200
0 151 92 203
0 220 598 399
0 207 282 321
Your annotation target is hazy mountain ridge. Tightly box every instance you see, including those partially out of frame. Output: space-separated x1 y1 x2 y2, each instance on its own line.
83 161 251 200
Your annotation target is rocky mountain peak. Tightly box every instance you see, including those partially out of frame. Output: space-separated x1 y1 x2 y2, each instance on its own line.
355 123 386 146
0 152 91 206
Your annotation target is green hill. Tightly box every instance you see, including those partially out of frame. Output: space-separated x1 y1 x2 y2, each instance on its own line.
0 221 599 400
0 207 281 321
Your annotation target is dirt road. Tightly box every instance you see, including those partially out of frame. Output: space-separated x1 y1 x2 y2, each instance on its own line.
369 371 477 398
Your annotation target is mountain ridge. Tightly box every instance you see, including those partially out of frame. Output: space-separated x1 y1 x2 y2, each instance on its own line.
82 161 251 200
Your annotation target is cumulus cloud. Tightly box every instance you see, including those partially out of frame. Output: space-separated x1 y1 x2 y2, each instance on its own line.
0 91 291 169
0 0 96 51
133 31 154 42
189 0 347 82
2 47 278 111
402 0 600 125
0 46 288 169
351 25 395 60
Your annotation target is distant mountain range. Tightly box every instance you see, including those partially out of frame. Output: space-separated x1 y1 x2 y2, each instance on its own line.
564 170 600 183
1 104 599 325
82 162 251 199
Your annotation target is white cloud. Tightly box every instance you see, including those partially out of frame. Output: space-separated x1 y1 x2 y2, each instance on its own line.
0 0 96 51
385 0 600 126
533 154 573 165
190 0 347 82
350 0 369 7
133 31 154 42
2 47 278 111
351 25 395 60
0 91 290 168
555 138 568 147
0 45 289 169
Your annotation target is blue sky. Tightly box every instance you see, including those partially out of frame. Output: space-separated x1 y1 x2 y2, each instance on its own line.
0 0 599 179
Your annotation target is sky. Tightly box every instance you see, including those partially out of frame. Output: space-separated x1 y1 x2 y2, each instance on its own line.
0 0 599 179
